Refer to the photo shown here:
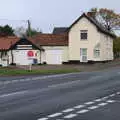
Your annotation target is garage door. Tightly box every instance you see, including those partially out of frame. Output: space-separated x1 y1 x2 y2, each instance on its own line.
46 50 63 64
14 50 33 65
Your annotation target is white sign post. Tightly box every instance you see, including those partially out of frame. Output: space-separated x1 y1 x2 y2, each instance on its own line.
28 58 33 71
27 51 35 71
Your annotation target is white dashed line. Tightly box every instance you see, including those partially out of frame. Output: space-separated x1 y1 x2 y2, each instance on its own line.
37 92 118 120
77 109 89 114
64 114 77 119
110 94 115 97
85 101 94 105
102 96 109 100
74 105 85 109
98 102 108 106
106 100 115 103
38 118 48 120
63 108 74 113
88 106 99 110
48 113 62 118
116 92 120 95
94 99 102 102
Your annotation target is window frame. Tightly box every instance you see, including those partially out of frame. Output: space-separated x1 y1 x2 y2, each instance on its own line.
80 30 88 40
94 49 100 58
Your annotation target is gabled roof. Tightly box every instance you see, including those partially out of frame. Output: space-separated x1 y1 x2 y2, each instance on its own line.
0 36 19 50
31 33 68 46
53 27 68 34
0 36 43 50
67 13 116 38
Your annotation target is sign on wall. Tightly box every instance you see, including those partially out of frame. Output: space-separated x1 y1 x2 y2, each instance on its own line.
27 50 34 57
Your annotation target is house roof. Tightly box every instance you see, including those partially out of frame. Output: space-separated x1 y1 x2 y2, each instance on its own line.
0 36 19 50
30 33 68 46
0 36 43 50
67 13 116 38
53 27 68 34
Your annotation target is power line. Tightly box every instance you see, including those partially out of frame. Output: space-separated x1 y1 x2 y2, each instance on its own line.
0 18 27 22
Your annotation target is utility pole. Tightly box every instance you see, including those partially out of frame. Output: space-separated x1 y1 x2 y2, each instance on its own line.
27 20 31 37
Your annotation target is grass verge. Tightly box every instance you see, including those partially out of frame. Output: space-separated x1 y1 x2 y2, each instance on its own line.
0 68 80 76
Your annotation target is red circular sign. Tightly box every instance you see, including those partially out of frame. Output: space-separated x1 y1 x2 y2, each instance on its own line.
27 51 34 57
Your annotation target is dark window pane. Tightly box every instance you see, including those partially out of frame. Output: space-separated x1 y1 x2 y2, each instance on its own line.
81 33 87 39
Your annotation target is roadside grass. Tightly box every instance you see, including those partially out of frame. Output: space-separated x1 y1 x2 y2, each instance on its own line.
0 68 80 76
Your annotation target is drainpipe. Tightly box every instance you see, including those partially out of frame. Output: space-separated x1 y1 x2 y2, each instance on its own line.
10 41 14 64
40 50 41 64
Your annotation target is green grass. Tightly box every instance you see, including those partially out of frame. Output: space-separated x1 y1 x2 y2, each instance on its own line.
0 68 80 76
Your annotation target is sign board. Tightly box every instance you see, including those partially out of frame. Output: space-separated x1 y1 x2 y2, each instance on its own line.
27 51 34 57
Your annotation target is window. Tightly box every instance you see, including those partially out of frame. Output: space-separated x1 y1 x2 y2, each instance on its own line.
17 45 32 50
94 49 100 58
80 30 88 40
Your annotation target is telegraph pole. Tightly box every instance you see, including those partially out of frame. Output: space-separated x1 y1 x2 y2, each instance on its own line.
27 20 31 37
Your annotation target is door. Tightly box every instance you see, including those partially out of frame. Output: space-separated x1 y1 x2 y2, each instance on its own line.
46 50 63 64
80 48 87 62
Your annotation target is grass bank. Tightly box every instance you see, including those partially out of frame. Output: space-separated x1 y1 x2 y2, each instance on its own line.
0 68 80 76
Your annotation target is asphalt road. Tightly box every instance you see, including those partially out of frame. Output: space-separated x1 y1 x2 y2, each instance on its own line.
0 68 120 120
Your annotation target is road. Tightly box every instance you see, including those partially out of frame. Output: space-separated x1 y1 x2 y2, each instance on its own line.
0 68 120 120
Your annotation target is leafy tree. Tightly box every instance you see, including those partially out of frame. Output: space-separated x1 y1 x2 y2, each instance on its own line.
0 25 14 36
26 28 42 37
89 8 120 31
113 37 120 58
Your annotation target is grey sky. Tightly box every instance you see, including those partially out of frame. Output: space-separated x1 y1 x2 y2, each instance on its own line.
0 0 119 33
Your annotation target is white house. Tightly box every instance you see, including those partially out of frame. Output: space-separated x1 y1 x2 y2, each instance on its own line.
0 13 116 66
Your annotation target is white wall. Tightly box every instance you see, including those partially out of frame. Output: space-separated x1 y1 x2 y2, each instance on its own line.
100 33 113 61
41 46 69 64
69 17 101 61
68 16 114 61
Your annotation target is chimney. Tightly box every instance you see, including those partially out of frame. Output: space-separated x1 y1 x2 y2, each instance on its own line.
87 12 96 18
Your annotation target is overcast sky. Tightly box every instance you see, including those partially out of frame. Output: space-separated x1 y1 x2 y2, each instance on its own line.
0 0 119 33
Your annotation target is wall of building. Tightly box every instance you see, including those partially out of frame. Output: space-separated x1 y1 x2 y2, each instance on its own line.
41 46 69 64
100 33 114 61
69 17 101 61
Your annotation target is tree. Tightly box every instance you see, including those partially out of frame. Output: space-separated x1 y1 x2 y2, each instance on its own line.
89 8 120 31
14 27 26 37
0 25 14 36
26 20 42 37
113 37 120 58
26 28 42 37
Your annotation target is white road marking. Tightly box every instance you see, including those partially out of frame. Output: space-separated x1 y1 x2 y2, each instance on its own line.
63 108 74 113
37 93 118 120
116 92 120 95
85 101 94 105
94 99 102 102
0 91 28 98
48 113 62 118
106 100 115 103
38 118 48 120
102 96 109 100
64 114 77 119
74 105 85 109
88 106 99 110
77 109 89 114
110 94 115 97
98 102 108 106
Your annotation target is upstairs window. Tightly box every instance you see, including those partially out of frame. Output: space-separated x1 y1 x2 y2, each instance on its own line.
80 30 88 40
